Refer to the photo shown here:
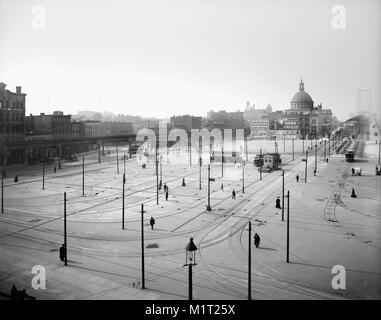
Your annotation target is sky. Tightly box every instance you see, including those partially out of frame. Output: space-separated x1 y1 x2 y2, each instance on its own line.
0 0 380 121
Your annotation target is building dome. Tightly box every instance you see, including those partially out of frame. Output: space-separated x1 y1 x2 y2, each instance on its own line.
290 80 313 110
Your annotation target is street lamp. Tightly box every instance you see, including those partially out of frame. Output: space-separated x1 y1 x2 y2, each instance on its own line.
184 237 198 300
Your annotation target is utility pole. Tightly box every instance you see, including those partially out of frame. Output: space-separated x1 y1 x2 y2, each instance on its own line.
124 154 126 175
156 152 159 205
292 138 294 161
207 164 211 211
159 155 162 186
1 169 4 214
141 204 145 289
328 137 330 158
302 139 304 156
82 156 85 197
281 170 284 221
248 220 252 300
242 161 245 194
324 140 326 161
116 146 119 174
245 137 248 162
286 190 290 263
98 144 101 163
379 139 380 165
199 156 202 190
314 143 317 172
304 150 308 183
42 163 45 190
64 192 67 266
221 146 224 178
122 174 125 230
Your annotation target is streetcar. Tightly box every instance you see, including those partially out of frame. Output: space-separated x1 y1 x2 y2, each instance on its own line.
345 150 355 162
254 153 282 171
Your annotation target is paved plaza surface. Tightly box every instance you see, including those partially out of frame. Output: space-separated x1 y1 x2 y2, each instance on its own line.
0 139 380 300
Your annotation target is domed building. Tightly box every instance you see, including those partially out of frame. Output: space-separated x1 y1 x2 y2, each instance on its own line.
285 79 333 139
290 80 314 111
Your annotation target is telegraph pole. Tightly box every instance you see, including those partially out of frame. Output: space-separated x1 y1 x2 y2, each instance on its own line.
324 140 326 161
207 164 211 211
82 156 85 197
141 204 145 289
314 143 317 172
124 154 126 175
281 170 284 221
248 220 252 300
328 137 330 158
122 174 125 230
245 137 248 162
98 144 101 163
64 192 67 266
286 190 290 263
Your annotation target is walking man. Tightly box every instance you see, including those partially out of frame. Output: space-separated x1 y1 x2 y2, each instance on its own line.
165 190 169 201
313 169 316 176
150 217 155 230
296 174 299 183
351 188 357 198
275 196 281 214
232 189 236 199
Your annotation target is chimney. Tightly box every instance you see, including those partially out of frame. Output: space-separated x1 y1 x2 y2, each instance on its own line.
16 86 22 94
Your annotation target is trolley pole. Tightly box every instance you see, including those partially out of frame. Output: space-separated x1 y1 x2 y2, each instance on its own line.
141 204 145 289
64 192 67 266
199 156 202 190
286 190 290 263
248 220 252 300
281 170 284 221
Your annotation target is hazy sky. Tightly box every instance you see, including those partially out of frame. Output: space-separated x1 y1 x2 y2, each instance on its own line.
0 0 380 121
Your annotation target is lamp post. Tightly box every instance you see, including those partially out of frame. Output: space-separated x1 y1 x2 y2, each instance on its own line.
281 170 284 221
63 192 67 266
324 140 326 161
286 190 290 263
82 156 85 197
124 153 126 175
184 237 198 300
248 220 252 300
160 154 162 186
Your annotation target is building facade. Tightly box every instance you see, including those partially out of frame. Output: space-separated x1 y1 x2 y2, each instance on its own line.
25 111 72 139
170 115 202 132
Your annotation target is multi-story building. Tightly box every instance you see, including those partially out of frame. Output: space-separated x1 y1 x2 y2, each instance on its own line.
284 80 333 139
170 115 202 132
71 121 85 138
0 82 26 164
207 110 245 130
103 122 134 136
25 111 72 139
244 101 272 121
83 121 104 137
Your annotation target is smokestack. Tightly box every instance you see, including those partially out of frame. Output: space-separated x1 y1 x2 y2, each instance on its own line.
16 86 21 94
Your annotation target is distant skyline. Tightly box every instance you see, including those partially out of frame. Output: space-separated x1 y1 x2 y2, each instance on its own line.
1 0 380 121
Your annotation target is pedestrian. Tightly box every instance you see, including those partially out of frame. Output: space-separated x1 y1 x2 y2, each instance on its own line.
59 244 66 261
54 166 57 173
163 183 167 193
326 158 329 163
313 169 316 176
351 188 357 198
275 197 281 211
232 189 236 199
150 217 155 230
296 174 299 182
254 233 260 248
351 168 355 176
14 175 18 183
165 190 169 201
221 183 224 190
